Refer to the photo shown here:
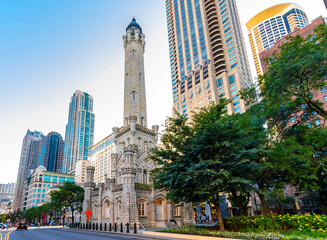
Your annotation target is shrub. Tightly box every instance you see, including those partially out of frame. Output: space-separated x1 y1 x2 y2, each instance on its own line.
223 214 327 233
158 225 284 240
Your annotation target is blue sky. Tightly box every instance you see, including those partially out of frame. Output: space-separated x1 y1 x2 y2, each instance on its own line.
0 0 326 183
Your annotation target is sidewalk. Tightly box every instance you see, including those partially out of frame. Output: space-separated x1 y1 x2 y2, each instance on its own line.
61 227 239 240
143 231 239 240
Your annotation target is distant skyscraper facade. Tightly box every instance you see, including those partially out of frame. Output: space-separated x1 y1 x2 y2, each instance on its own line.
88 133 116 184
75 160 91 184
13 130 43 211
25 136 44 178
0 183 16 214
166 0 252 117
0 183 16 195
25 131 64 178
246 3 309 76
13 130 64 211
63 90 95 174
44 132 64 172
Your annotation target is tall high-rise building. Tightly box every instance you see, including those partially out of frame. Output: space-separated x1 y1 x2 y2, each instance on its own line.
0 183 16 214
25 131 64 176
166 0 252 117
62 90 95 174
88 133 116 184
44 132 64 172
13 130 43 211
0 183 16 195
25 137 44 178
13 130 64 211
246 3 309 76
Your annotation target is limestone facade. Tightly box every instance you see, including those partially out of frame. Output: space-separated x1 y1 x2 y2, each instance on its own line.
82 18 194 228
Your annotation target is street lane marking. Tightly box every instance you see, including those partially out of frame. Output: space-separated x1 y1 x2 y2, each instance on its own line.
4 231 13 240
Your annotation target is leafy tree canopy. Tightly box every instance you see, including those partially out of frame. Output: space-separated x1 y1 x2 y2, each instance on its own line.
260 23 327 123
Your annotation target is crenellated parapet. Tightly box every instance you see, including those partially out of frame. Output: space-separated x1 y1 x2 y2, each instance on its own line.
135 124 156 136
123 31 145 51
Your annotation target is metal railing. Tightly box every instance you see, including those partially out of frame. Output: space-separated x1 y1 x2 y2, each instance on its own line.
70 222 138 234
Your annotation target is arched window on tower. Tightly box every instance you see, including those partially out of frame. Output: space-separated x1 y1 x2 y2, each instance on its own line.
132 91 136 101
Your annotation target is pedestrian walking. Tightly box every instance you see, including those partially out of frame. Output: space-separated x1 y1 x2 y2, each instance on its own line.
201 215 206 224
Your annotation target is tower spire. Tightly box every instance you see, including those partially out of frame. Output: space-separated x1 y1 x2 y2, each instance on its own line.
122 19 147 127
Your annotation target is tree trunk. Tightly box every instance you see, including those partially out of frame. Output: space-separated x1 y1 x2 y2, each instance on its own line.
294 197 302 215
318 190 327 215
72 209 75 224
215 203 225 231
258 193 268 216
230 190 248 216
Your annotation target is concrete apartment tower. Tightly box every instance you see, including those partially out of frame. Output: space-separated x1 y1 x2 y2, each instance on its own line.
13 130 43 211
246 3 309 76
166 0 252 117
123 18 147 128
62 90 95 174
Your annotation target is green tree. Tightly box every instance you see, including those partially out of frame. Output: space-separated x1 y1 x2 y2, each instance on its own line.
151 100 279 228
287 126 327 214
266 190 296 215
0 214 6 223
51 182 84 224
50 189 66 224
23 207 36 221
260 23 327 123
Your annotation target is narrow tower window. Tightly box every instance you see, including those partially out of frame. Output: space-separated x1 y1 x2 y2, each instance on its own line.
143 170 147 184
132 91 136 101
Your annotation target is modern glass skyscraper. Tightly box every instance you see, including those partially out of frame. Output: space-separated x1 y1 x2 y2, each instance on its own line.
166 0 252 117
62 90 95 174
246 3 309 76
44 132 64 172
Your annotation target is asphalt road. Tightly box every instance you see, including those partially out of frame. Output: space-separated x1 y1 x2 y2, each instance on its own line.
6 228 159 240
0 229 14 240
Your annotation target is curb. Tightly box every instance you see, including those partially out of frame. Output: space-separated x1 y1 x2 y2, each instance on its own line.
55 228 173 240
58 228 240 240
144 231 239 240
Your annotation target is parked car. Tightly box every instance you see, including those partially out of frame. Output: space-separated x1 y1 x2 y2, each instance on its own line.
16 223 28 231
1 223 8 230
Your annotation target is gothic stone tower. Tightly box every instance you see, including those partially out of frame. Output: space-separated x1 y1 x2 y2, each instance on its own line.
123 18 147 128
111 18 159 226
82 18 195 228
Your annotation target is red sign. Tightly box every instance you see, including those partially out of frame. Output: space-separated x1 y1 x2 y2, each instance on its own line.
85 210 93 217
